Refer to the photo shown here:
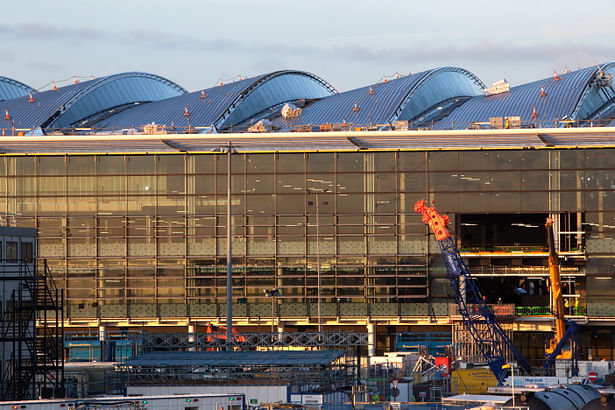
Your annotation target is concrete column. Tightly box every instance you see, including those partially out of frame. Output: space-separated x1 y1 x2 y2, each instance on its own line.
98 324 106 362
188 323 196 351
98 324 105 341
367 322 376 358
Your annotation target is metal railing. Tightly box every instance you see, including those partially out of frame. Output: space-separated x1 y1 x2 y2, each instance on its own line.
514 305 586 316
64 330 368 362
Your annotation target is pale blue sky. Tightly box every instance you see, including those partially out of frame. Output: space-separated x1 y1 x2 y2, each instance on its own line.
2 0 614 92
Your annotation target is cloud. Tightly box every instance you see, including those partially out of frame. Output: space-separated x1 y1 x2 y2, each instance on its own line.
1 22 320 56
327 41 615 64
3 22 612 71
0 49 15 62
25 59 66 72
120 29 321 57
122 30 245 52
1 23 110 42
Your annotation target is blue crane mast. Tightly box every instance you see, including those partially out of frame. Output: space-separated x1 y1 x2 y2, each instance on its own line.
415 199 531 383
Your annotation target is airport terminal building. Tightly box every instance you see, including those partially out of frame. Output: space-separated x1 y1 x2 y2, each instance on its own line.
1 64 615 363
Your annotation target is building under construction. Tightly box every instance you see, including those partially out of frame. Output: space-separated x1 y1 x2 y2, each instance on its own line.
1 63 615 369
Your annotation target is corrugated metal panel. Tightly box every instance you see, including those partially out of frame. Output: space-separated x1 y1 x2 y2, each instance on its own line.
571 62 615 120
0 72 185 131
1 85 81 129
94 76 264 131
93 70 335 132
438 66 599 128
125 350 344 367
0 76 33 101
219 71 335 129
273 71 431 129
271 67 483 130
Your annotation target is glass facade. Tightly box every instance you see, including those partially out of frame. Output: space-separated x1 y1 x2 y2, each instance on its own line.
2 148 614 326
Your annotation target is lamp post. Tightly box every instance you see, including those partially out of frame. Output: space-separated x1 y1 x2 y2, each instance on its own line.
226 144 233 351
264 288 281 333
212 144 235 351
307 189 326 333
503 363 514 407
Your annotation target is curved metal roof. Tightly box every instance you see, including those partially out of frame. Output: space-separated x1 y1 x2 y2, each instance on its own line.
0 72 186 133
438 64 615 128
93 70 336 132
0 76 33 101
270 66 484 130
571 62 615 121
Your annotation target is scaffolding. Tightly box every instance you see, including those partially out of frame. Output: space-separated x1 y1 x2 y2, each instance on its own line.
116 350 357 394
0 259 64 400
141 330 368 351
452 321 515 366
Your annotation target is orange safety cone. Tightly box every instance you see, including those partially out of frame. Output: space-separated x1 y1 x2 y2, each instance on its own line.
4 109 10 120
395 72 400 79
540 85 546 97
200 90 206 99
342 119 347 127
238 75 242 81
564 67 569 74
352 103 359 112
383 75 387 83
184 106 190 117
369 86 374 95
52 81 57 91
218 79 224 86
73 75 79 84
553 70 560 81
531 106 537 118
28 92 34 103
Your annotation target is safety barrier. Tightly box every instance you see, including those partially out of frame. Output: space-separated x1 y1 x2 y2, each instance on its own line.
515 305 587 316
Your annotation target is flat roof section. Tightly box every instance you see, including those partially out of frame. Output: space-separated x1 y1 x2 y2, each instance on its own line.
0 127 615 154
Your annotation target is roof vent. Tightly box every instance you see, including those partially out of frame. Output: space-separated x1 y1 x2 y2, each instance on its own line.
596 67 613 87
248 119 272 133
484 80 510 96
281 103 301 119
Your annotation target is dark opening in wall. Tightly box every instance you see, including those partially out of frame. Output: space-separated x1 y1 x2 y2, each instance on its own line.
458 213 548 251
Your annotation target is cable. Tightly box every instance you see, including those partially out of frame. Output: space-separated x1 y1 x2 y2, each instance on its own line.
34 75 97 91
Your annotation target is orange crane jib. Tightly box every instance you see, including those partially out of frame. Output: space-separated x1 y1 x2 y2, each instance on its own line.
414 199 451 241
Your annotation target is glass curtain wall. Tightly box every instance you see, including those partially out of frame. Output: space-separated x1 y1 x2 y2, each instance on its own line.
0 148 613 318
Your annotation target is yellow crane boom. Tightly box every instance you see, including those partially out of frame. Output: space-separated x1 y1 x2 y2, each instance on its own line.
545 218 571 359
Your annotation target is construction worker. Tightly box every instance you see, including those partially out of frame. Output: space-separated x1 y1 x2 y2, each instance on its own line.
564 298 570 314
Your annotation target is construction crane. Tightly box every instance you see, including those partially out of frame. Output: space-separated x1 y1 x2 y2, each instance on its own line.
543 218 578 375
414 199 531 383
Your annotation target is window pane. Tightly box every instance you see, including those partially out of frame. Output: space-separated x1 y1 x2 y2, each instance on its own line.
6 241 18 262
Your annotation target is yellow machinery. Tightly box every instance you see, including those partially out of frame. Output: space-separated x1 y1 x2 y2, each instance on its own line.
545 218 572 360
451 368 497 394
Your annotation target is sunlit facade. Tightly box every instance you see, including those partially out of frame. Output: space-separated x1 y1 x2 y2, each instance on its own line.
2 62 615 362
2 131 615 360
